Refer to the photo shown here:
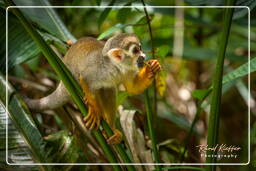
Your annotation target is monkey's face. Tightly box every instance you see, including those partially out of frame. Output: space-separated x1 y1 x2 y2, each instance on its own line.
107 43 146 70
127 44 146 68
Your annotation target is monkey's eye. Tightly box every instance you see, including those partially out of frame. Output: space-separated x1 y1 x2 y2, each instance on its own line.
132 47 140 54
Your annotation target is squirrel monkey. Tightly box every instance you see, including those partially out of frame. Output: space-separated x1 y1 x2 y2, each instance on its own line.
26 33 161 144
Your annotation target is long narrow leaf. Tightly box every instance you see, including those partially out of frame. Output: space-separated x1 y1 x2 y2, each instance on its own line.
12 0 76 42
0 73 52 171
206 1 236 170
222 57 256 85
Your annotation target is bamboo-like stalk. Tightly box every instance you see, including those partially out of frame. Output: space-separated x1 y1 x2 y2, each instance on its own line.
141 0 161 170
141 0 158 120
206 0 236 170
5 1 135 170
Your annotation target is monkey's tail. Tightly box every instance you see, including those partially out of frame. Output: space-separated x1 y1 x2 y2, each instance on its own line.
24 82 70 111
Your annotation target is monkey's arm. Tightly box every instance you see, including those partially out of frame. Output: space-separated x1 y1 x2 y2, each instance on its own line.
124 60 161 95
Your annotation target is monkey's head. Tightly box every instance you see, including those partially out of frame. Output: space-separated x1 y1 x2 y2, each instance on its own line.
102 33 146 69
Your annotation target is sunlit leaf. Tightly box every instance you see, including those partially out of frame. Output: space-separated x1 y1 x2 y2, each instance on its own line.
156 71 167 97
222 57 256 85
12 0 76 42
97 23 129 40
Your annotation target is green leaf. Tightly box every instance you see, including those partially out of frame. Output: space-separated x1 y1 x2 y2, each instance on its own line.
133 15 151 37
233 0 256 19
193 57 255 100
98 0 116 28
116 2 132 23
12 0 76 42
0 73 52 169
206 1 235 167
0 10 40 73
222 57 256 85
0 102 38 170
156 45 170 60
192 89 212 100
117 91 130 106
96 0 101 5
97 23 129 40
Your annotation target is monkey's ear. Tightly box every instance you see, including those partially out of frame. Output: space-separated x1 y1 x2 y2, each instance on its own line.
107 48 124 62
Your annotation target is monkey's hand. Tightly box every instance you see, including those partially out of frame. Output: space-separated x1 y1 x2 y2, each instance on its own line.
144 59 161 79
124 59 161 95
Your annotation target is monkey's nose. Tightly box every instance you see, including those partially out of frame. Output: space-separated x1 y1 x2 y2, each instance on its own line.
137 55 145 68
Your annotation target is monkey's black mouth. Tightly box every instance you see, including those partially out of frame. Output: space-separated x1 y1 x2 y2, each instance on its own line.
137 56 145 68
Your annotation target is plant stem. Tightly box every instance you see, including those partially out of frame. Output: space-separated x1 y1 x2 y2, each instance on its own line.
141 0 161 170
206 0 236 170
5 0 135 170
145 91 161 170
141 0 158 121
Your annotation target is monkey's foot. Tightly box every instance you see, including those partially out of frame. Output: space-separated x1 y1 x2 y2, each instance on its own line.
83 109 101 130
106 129 122 145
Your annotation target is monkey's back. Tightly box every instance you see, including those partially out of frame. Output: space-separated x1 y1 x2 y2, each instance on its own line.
62 37 104 77
62 37 121 91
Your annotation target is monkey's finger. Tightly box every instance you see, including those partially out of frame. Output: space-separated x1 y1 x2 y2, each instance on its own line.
148 60 156 67
146 60 153 65
96 117 101 130
85 115 94 129
83 113 91 122
151 62 159 70
152 64 161 73
148 72 154 79
89 117 96 130
83 97 88 105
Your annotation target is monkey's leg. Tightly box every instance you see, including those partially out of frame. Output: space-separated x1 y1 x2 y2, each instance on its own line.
124 59 161 95
79 77 102 130
106 129 122 145
96 88 122 144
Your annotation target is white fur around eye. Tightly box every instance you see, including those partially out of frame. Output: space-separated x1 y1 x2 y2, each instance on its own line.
129 44 137 54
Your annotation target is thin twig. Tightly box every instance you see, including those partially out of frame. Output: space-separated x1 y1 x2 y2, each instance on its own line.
140 0 158 120
141 0 161 170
